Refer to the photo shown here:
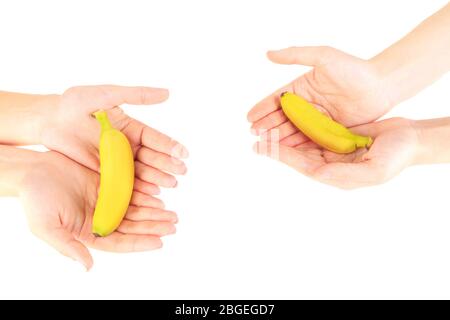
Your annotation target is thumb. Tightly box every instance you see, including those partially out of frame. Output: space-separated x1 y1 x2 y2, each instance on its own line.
93 85 169 106
267 46 338 66
64 85 170 113
42 227 93 271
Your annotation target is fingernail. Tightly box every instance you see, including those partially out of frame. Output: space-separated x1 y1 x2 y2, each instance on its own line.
169 225 177 235
75 258 91 272
180 147 189 159
171 179 178 188
179 165 188 175
171 157 183 165
155 239 163 249
171 144 189 160
154 88 169 96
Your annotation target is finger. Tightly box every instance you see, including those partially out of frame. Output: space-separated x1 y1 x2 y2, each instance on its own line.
135 161 178 188
142 126 189 159
247 83 293 123
260 121 298 142
348 123 381 138
267 46 337 66
313 161 384 189
349 117 409 138
295 141 322 152
130 191 165 209
92 85 169 107
46 134 100 172
134 178 161 195
280 132 309 147
117 220 176 237
137 147 187 175
126 206 178 223
322 147 368 164
248 46 334 124
91 232 163 252
42 227 93 271
251 109 288 132
254 142 322 176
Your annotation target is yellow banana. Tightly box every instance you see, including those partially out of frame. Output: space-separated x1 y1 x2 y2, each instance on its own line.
92 111 134 237
280 92 373 153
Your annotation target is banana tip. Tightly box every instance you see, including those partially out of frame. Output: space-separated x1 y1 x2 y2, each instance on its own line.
280 91 289 98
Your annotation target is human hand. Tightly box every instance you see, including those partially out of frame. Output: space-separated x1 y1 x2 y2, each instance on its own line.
19 151 178 270
248 46 392 145
41 85 189 194
254 117 420 189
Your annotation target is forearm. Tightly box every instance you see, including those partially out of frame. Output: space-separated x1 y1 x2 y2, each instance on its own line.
413 117 450 165
0 145 39 196
0 91 59 145
370 3 450 106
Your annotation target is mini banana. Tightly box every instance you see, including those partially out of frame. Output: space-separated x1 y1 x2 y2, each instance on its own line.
280 92 373 153
92 110 134 237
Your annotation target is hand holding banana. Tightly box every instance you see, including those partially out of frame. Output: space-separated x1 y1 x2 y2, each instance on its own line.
280 92 373 153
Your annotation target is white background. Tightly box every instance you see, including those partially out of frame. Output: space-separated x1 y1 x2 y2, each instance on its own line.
0 0 449 299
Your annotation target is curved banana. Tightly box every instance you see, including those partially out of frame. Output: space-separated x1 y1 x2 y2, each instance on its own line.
280 92 372 154
92 111 134 237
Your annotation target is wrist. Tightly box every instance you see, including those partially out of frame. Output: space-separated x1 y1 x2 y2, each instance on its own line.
411 118 450 165
35 94 61 145
0 146 42 196
368 54 405 109
0 92 60 146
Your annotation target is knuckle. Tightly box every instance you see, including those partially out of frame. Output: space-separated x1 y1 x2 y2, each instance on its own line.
137 87 148 104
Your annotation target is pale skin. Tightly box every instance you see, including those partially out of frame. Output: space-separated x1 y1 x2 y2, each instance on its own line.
0 146 179 270
254 117 450 189
0 85 189 269
0 86 189 189
248 3 450 188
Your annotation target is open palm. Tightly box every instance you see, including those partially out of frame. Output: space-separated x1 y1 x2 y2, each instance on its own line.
255 118 419 189
41 85 188 194
20 151 178 270
248 46 392 146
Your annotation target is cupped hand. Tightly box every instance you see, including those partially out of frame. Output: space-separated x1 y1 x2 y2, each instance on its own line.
20 151 178 270
248 46 392 144
254 117 420 189
41 85 189 194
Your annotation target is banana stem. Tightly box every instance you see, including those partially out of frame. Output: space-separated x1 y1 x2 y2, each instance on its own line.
354 135 373 148
93 110 113 131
